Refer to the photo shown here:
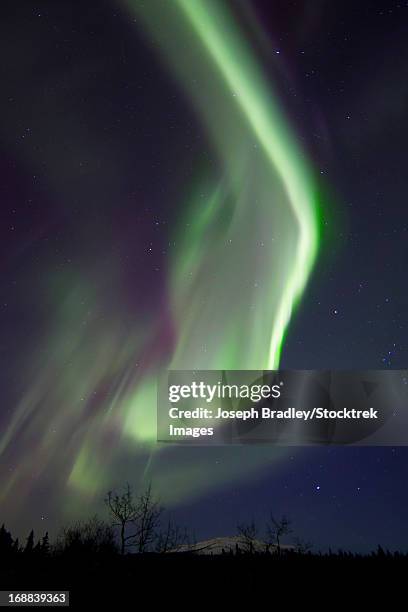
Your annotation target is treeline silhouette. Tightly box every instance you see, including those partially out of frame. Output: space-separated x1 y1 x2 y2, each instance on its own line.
1 484 407 603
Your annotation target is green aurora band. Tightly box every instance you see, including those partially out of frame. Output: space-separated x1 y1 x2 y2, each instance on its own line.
143 0 321 372
0 0 321 521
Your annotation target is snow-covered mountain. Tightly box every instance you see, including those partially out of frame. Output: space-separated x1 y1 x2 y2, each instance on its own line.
175 535 293 555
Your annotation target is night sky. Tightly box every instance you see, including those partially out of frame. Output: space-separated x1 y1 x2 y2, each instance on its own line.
1 0 408 552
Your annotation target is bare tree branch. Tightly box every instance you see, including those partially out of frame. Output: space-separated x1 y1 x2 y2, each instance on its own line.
155 517 189 553
105 483 163 554
237 519 258 554
266 513 292 555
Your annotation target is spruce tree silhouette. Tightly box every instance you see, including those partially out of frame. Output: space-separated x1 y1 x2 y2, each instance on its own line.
12 537 20 555
24 530 35 554
40 532 49 555
0 524 13 556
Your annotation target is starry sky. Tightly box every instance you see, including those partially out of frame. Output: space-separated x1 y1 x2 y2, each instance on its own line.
1 0 408 552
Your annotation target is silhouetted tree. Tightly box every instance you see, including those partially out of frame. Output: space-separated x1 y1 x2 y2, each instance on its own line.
40 532 50 555
33 532 50 556
12 537 20 555
0 524 14 557
156 517 189 553
134 483 162 553
24 530 35 554
56 516 117 556
266 514 292 555
33 540 42 554
105 483 140 555
237 519 258 554
105 483 162 554
293 536 313 555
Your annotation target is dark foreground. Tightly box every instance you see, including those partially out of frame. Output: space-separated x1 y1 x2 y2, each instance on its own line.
1 551 406 606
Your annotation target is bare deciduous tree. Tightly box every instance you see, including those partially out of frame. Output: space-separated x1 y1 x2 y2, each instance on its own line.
134 483 162 553
237 519 258 554
105 483 140 555
56 516 117 556
266 514 292 555
105 483 162 554
155 517 189 553
294 536 313 555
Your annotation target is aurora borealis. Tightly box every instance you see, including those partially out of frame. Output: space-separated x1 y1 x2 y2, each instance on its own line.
129 0 321 371
1 0 408 551
0 0 320 514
